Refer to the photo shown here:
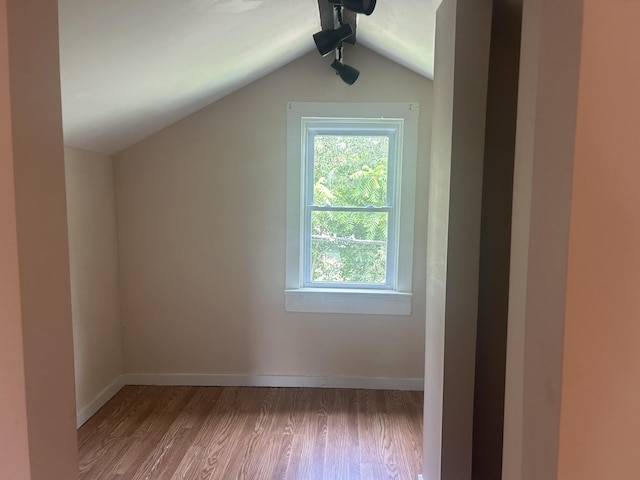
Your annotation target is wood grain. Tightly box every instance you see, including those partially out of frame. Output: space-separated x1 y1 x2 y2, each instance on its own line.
78 386 423 480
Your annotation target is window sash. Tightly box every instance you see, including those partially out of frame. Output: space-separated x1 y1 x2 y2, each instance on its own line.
301 122 401 289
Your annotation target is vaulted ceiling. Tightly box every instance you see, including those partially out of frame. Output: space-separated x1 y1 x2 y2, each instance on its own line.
58 0 442 155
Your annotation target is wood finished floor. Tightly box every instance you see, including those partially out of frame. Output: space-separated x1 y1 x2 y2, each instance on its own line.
78 385 423 480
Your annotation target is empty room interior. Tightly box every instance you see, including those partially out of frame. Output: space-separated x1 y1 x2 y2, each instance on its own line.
2 0 640 479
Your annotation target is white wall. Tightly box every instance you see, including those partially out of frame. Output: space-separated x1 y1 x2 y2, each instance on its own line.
114 46 432 383
64 147 124 423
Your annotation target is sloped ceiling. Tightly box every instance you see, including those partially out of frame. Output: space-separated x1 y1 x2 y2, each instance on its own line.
58 0 442 155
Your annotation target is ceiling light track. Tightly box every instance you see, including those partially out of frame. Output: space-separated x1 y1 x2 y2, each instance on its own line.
313 0 377 85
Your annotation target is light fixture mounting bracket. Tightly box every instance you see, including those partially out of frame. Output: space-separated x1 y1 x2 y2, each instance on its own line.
317 0 357 44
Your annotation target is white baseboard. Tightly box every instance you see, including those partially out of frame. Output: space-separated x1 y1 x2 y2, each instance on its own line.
123 373 424 391
77 373 423 427
76 375 126 427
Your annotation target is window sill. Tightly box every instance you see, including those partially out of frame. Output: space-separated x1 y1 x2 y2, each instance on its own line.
284 288 412 315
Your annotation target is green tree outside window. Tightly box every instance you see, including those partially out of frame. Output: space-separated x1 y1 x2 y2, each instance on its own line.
311 135 390 284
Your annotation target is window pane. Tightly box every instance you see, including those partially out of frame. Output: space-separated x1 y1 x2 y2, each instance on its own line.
310 211 388 284
313 135 389 207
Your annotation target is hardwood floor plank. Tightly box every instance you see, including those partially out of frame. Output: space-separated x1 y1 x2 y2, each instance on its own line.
357 389 399 480
170 387 250 480
78 386 146 449
273 433 294 480
78 386 423 480
309 388 330 480
111 387 196 477
387 390 423 476
80 386 169 480
345 390 362 480
127 387 220 480
383 391 422 479
324 389 359 480
289 389 324 479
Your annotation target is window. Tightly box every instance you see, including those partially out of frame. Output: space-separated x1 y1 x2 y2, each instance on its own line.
285 102 420 315
304 122 398 288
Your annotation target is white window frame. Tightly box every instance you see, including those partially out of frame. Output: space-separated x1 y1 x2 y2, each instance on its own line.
302 119 400 290
285 102 420 315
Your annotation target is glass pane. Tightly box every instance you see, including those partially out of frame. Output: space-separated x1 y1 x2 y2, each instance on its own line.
313 135 389 207
310 211 388 284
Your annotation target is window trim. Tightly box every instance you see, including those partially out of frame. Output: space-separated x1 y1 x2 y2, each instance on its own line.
285 102 420 315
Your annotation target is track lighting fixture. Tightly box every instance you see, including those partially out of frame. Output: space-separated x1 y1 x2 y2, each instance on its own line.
313 23 353 57
330 0 377 16
313 0 375 85
331 59 360 85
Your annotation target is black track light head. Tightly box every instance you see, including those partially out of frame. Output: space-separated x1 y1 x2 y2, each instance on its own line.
313 23 354 56
330 59 360 85
329 0 377 15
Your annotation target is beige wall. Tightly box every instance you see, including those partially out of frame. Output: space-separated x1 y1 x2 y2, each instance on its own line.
65 147 123 419
0 0 78 478
558 2 640 479
502 0 583 478
424 0 492 478
423 1 455 474
115 46 431 380
0 1 32 476
430 1 640 478
504 1 640 478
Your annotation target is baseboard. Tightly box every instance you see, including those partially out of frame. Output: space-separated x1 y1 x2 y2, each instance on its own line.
123 373 424 391
76 375 126 427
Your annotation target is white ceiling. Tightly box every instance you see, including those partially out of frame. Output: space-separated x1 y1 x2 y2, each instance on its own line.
58 0 441 155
